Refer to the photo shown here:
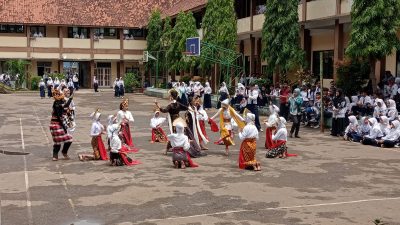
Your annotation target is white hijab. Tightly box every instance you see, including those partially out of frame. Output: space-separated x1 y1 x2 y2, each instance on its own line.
167 122 190 150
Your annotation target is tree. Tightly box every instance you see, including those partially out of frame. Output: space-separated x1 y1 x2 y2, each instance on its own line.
146 9 163 83
161 17 173 80
201 0 237 83
261 0 304 83
167 11 199 76
5 59 30 89
346 0 400 92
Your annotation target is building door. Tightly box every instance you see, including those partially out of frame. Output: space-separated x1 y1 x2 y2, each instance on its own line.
95 62 111 87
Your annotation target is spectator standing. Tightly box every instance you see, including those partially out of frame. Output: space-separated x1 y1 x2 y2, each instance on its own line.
279 83 290 120
93 76 99 92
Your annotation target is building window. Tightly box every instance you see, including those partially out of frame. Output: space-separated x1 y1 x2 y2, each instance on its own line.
312 50 334 79
0 24 24 33
94 28 118 39
68 27 89 38
123 28 146 40
30 26 46 37
37 62 52 76
125 66 139 74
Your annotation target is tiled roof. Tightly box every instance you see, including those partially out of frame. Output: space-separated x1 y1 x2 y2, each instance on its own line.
0 0 186 28
162 0 207 17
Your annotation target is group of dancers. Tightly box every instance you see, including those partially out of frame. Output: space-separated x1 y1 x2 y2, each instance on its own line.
49 88 140 166
48 82 296 171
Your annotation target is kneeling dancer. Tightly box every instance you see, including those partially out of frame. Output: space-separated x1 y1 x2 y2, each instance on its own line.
107 115 140 166
78 109 108 161
168 121 198 169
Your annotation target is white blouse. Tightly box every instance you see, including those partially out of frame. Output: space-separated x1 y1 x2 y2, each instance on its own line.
272 127 288 141
90 121 104 137
107 124 121 153
239 124 259 140
117 110 134 124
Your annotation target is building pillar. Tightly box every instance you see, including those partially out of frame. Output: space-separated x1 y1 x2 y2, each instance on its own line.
26 25 31 59
90 60 95 88
59 26 64 61
302 0 307 22
380 58 386 81
119 29 124 61
250 0 254 31
256 38 262 75
90 29 95 60
333 20 344 81
250 35 255 76
120 61 125 78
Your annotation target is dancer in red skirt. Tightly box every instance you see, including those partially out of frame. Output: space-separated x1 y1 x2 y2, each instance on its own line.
78 109 108 161
150 110 168 143
116 99 138 151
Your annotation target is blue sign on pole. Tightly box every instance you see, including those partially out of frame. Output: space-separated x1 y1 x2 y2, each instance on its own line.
186 37 201 56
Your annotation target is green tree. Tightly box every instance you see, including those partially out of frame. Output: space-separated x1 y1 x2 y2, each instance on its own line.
161 17 173 80
201 0 237 82
5 59 30 89
168 11 199 75
346 0 400 92
261 0 304 83
146 9 163 82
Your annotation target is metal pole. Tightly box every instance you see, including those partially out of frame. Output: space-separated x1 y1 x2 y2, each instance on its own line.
319 51 325 133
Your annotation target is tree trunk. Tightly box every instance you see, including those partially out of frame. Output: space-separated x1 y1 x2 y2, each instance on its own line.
369 58 377 94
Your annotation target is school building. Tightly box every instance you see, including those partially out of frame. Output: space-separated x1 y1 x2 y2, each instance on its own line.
0 0 398 88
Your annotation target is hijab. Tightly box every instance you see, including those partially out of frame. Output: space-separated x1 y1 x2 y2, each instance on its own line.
167 122 190 150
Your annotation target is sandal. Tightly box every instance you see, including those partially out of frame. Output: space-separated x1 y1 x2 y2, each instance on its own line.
52 157 58 161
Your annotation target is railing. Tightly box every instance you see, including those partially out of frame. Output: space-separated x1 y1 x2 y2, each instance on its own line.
63 38 91 49
30 37 60 48
93 39 120 49
237 17 251 34
253 14 265 31
0 37 27 47
123 40 147 50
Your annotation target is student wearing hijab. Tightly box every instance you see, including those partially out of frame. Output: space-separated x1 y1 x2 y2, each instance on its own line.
386 99 398 122
377 120 400 148
379 116 391 136
373 99 387 118
350 117 371 142
39 79 46 99
264 104 280 149
203 82 212 110
344 115 358 141
361 118 383 146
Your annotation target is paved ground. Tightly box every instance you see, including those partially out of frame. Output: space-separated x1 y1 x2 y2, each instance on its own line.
1 90 400 225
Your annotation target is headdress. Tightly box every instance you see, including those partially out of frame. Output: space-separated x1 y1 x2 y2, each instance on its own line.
52 88 64 101
120 99 129 110
172 117 187 128
245 113 255 123
90 108 101 121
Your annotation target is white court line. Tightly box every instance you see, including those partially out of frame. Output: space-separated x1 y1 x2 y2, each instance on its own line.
33 107 79 219
20 118 33 225
140 196 400 223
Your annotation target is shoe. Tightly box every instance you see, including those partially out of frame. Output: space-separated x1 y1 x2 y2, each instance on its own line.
395 144 400 148
295 136 300 138
313 125 320 129
259 129 264 132
289 133 293 138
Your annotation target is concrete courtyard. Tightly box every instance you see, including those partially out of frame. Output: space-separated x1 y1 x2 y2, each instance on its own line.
0 90 400 225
